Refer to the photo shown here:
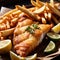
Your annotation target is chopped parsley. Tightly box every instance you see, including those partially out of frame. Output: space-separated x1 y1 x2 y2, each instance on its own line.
25 24 40 34
25 26 34 34
32 24 40 29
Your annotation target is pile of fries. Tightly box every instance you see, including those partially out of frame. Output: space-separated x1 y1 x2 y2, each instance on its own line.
0 0 60 40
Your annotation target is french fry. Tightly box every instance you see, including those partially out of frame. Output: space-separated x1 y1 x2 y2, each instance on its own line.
0 28 15 37
12 10 21 15
11 18 18 23
33 5 46 14
29 7 36 12
52 15 59 24
36 0 44 6
48 12 51 20
22 5 26 8
47 3 60 16
55 3 60 10
9 14 14 19
36 15 41 20
50 0 54 7
0 16 8 23
36 2 41 8
44 12 48 19
31 0 40 7
0 20 3 24
6 21 10 29
41 17 46 24
36 0 42 7
46 6 50 11
16 5 39 21
0 23 6 31
11 18 18 24
45 3 53 13
10 18 18 27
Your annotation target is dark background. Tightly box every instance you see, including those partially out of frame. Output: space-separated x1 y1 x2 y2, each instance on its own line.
0 0 60 8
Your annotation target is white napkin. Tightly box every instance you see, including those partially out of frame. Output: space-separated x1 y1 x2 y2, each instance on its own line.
0 7 11 16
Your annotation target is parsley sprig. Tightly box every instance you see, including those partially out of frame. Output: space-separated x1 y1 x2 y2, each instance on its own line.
25 24 40 34
32 24 40 29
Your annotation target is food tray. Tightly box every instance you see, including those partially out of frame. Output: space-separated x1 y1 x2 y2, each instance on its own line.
0 0 60 60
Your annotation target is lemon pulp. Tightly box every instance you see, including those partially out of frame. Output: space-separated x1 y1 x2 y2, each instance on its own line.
44 41 55 52
47 32 60 41
52 23 60 33
10 51 37 60
0 40 12 54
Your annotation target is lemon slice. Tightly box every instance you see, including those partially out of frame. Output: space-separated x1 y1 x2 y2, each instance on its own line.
52 23 60 33
10 51 22 60
47 32 60 41
25 54 37 60
0 40 12 54
10 51 37 60
44 41 55 53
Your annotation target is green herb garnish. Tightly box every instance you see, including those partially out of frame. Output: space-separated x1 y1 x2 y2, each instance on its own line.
25 24 40 34
25 26 34 34
32 24 40 29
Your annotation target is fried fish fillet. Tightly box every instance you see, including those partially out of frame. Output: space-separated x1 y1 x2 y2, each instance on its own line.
13 16 51 57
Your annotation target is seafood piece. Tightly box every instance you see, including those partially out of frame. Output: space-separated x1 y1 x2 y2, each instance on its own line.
13 32 30 45
13 22 51 57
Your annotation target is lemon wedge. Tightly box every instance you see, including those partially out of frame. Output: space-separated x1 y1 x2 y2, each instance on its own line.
10 51 37 60
44 41 55 53
0 40 12 54
10 51 21 60
47 32 60 41
25 54 37 60
52 23 60 33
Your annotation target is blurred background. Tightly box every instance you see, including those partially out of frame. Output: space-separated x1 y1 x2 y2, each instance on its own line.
0 0 60 8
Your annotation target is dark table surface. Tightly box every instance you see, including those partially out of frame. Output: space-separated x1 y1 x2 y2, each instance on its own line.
0 0 60 8
0 0 60 60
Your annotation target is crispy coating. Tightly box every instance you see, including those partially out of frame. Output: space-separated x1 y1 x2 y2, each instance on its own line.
13 16 51 56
